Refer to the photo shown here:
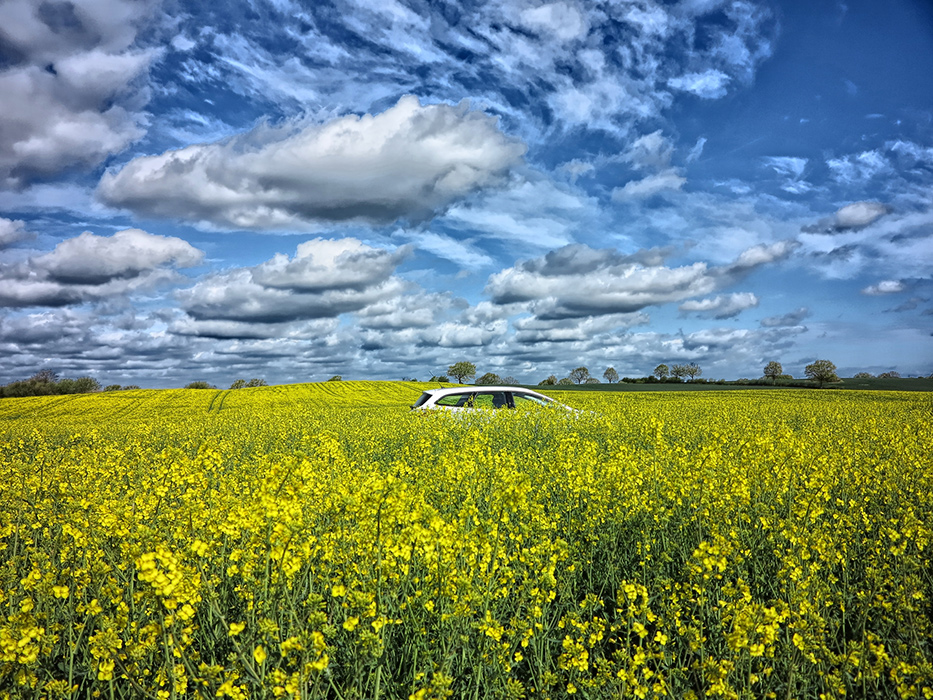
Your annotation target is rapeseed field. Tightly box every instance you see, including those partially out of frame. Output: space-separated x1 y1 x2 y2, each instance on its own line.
0 382 931 699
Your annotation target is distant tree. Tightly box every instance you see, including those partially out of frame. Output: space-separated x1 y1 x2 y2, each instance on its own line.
401 377 418 382
653 364 670 380
853 372 873 379
73 377 101 393
229 379 247 389
805 360 839 388
429 375 450 383
56 378 77 393
448 361 476 383
501 376 518 385
103 384 122 392
122 385 141 390
683 363 702 381
877 371 901 379
327 376 342 382
538 375 558 386
569 367 590 384
557 377 573 385
584 377 601 384
603 367 619 384
670 364 688 380
763 361 783 384
31 369 60 384
476 372 502 385
245 378 268 387
185 381 214 389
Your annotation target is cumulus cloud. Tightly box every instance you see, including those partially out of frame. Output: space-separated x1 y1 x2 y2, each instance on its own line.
32 228 202 284
0 229 202 308
98 96 527 230
252 238 411 292
679 292 759 319
0 0 160 187
0 218 35 248
803 201 891 233
356 290 457 330
177 238 410 331
485 241 795 320
171 316 340 341
862 280 905 295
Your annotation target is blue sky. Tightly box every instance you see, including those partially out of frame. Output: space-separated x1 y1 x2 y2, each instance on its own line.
0 0 931 386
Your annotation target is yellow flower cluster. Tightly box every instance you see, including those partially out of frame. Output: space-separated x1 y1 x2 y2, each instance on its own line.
0 381 931 699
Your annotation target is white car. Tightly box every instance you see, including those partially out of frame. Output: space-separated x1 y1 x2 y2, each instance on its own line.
410 386 573 412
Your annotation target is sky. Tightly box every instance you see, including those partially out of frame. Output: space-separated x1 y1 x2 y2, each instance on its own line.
1 0 932 387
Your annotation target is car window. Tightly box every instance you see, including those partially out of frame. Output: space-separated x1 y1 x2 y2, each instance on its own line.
435 393 472 407
412 392 432 408
473 392 508 409
512 393 550 407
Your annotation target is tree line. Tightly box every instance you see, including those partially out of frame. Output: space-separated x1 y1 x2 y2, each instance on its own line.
432 359 861 389
0 370 141 399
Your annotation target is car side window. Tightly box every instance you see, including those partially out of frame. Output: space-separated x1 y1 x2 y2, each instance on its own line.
473 392 508 409
512 394 548 408
435 393 472 407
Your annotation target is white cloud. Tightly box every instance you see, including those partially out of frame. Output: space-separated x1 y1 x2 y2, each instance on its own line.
179 267 409 324
667 69 731 98
0 229 202 308
762 156 812 193
763 156 807 180
803 201 890 233
799 205 933 280
405 231 494 270
833 201 890 229
686 137 707 163
251 238 411 292
826 150 890 184
176 238 412 332
33 229 202 284
612 170 686 200
862 280 905 295
356 290 456 330
0 218 34 248
98 96 526 229
514 312 649 343
0 0 160 187
625 130 674 171
519 2 589 42
679 292 759 318
442 177 594 249
485 241 793 320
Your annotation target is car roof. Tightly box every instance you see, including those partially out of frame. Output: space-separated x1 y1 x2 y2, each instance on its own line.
422 386 548 397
